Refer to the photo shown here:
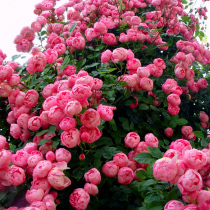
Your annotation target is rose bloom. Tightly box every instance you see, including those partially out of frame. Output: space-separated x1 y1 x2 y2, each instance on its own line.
97 104 116 121
24 89 39 108
113 153 129 168
33 160 52 179
111 47 128 63
26 189 45 204
60 128 81 148
55 148 71 162
168 104 180 115
84 183 99 196
101 49 112 63
164 200 184 210
5 165 26 186
69 188 90 210
134 141 149 154
102 161 119 177
80 126 102 144
153 157 177 182
64 100 82 117
0 150 12 169
126 58 141 70
59 117 77 131
71 84 92 102
169 139 192 154
80 109 101 129
84 168 101 185
117 167 134 185
167 94 181 106
199 111 209 123
0 135 6 150
177 169 202 195
140 77 153 91
44 49 58 64
181 126 193 137
145 133 159 148
183 149 207 170
164 127 173 137
197 78 208 89
103 33 117 45
124 132 140 148
28 116 42 131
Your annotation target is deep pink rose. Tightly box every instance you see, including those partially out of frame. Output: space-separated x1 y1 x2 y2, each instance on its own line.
124 132 140 148
84 168 101 185
102 161 119 177
117 167 134 185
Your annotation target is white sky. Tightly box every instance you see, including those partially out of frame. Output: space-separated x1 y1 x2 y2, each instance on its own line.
0 0 209 64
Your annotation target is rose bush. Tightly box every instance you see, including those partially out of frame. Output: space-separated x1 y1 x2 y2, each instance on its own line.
0 0 210 209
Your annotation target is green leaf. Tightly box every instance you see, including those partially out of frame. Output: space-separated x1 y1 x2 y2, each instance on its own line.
36 129 49 136
102 146 119 159
52 141 59 147
166 189 178 202
38 139 50 145
12 54 21 61
136 170 148 179
141 179 157 187
47 125 57 135
134 153 153 164
139 104 149 110
162 112 171 120
119 117 130 131
176 118 188 126
193 131 204 139
70 23 77 32
182 0 187 4
145 194 162 204
148 147 162 159
181 16 191 22
83 62 99 70
60 56 70 71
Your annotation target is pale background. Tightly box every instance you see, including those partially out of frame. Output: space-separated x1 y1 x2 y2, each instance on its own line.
0 0 209 63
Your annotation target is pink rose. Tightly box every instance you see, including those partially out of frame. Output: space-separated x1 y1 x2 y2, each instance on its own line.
0 150 12 169
127 58 141 70
199 111 209 123
72 36 85 49
167 94 181 106
172 86 183 96
28 116 42 131
84 183 99 196
33 160 52 179
48 105 65 124
124 132 140 148
101 49 112 63
137 67 150 78
177 169 202 195
60 128 81 148
102 161 119 177
153 58 166 69
47 168 71 190
182 204 198 210
55 148 71 162
80 109 101 129
164 200 184 210
94 22 107 34
55 90 73 109
168 104 180 115
71 84 92 102
164 127 173 137
46 151 55 162
117 167 134 185
69 188 90 210
26 189 45 204
113 153 129 168
97 104 116 121
30 201 47 210
103 33 117 45
24 89 39 108
17 114 30 130
64 100 82 117
59 117 77 131
10 123 21 139
80 126 102 143
134 142 149 154
0 135 6 150
12 149 29 168
92 78 103 90
5 165 26 186
169 139 192 154
181 126 193 136
44 49 58 64
111 48 128 63
145 133 159 148
27 154 44 168
140 77 153 91
197 190 210 209
162 79 177 94
153 157 177 182
84 168 101 185
183 149 207 170
63 65 76 76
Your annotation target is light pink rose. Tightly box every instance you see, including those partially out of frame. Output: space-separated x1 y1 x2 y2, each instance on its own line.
84 168 101 185
182 204 198 210
33 160 52 179
117 167 134 185
137 67 150 78
177 169 202 195
69 188 90 210
26 189 45 204
127 58 141 70
164 200 184 210
17 114 30 130
94 22 107 34
102 161 119 177
111 48 128 63
153 58 166 69
47 168 71 190
197 190 210 209
145 133 159 147
55 148 71 162
0 135 6 150
162 79 177 94
55 90 73 109
48 105 65 124
24 89 39 108
28 116 42 131
12 149 29 168
5 165 26 186
92 78 103 90
27 154 44 168
71 84 92 102
59 117 77 131
153 157 177 182
167 94 181 106
60 128 81 148
124 132 140 148
103 33 117 45
169 139 192 154
10 123 22 139
183 149 207 170
0 150 12 169
64 100 82 117
30 201 47 210
140 77 153 91
134 141 149 154
84 183 99 196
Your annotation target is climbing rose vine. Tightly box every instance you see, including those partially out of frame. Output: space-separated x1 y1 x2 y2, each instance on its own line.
0 0 210 209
